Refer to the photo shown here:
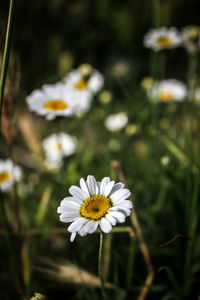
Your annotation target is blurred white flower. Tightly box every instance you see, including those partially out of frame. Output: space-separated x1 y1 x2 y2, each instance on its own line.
57 175 133 242
181 26 200 53
63 63 104 97
44 159 62 172
26 83 91 120
144 27 181 51
43 133 76 167
112 61 129 77
105 112 128 132
152 79 187 102
0 159 22 192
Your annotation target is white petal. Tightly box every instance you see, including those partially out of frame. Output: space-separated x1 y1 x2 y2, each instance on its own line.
110 206 131 216
57 206 79 214
80 178 90 197
109 211 126 223
100 177 110 195
105 214 116 226
99 218 112 233
78 220 90 236
104 181 115 197
109 183 125 196
60 211 79 223
61 196 82 205
111 189 131 203
57 201 80 213
60 215 79 223
81 220 98 235
69 186 87 201
86 175 98 195
88 221 99 234
70 232 76 242
68 218 88 232
114 200 133 208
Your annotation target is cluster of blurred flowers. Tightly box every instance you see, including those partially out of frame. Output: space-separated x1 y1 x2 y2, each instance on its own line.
26 64 105 171
144 26 200 54
142 26 200 103
26 64 104 120
1 63 133 192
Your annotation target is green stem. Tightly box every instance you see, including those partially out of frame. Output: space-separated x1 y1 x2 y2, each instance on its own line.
184 52 198 297
98 230 106 299
0 0 15 129
152 0 160 28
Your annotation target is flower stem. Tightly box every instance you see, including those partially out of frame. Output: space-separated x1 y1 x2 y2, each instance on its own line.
0 0 15 129
98 230 106 299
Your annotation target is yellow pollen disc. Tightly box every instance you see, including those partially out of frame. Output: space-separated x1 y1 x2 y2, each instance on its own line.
80 195 112 221
156 36 172 47
55 143 62 151
74 79 88 90
44 100 67 111
159 90 174 101
0 171 10 183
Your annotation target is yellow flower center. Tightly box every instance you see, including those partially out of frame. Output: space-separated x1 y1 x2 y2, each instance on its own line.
74 79 88 90
159 90 174 101
55 143 62 151
44 100 67 111
156 36 172 47
0 171 10 183
80 195 112 220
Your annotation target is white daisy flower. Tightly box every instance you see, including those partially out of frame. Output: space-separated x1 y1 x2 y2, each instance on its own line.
26 82 91 120
105 112 128 132
44 159 62 172
181 26 200 53
0 159 22 192
152 79 187 102
43 132 76 165
144 27 181 51
63 64 104 97
57 175 133 242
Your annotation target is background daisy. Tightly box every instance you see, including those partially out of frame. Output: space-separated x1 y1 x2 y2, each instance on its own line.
144 27 182 51
0 159 22 192
152 79 187 102
63 64 104 97
26 83 91 120
105 112 128 132
43 132 76 167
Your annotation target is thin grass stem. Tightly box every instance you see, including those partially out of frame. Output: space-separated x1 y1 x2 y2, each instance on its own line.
0 0 15 128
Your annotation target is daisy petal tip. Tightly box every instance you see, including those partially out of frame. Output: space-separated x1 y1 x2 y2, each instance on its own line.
70 232 76 242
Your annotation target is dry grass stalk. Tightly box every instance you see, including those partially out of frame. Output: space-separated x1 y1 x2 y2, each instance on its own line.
111 160 154 300
18 114 43 162
35 185 52 227
36 257 114 289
